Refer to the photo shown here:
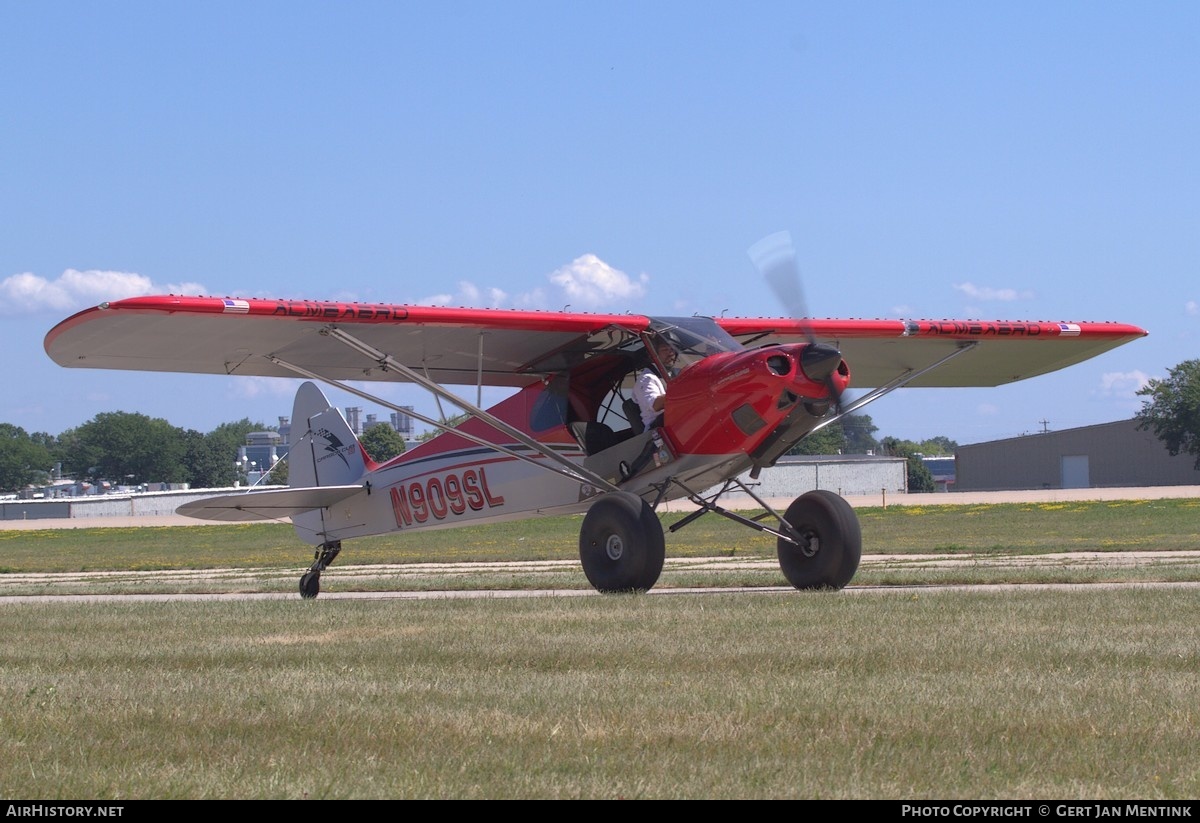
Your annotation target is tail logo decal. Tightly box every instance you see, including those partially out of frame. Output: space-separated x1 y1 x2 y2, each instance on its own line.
314 427 353 468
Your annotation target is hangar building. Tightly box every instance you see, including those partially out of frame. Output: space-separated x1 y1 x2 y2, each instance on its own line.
954 418 1199 492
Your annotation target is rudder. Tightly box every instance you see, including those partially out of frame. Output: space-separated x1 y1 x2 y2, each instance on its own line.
289 381 369 545
289 381 369 488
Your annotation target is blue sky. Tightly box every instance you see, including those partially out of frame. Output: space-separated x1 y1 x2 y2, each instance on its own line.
2 1 1196 447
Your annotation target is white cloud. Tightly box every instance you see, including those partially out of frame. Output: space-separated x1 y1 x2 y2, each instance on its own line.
548 254 647 308
953 282 1034 302
410 255 645 312
512 287 548 309
416 281 508 308
416 292 454 306
485 286 508 307
0 269 207 314
227 376 303 401
1097 370 1151 397
1186 300 1198 316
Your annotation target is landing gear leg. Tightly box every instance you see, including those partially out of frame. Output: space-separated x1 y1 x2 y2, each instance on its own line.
661 477 862 591
299 540 342 600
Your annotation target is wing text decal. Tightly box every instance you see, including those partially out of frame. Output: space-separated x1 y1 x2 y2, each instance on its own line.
924 321 1044 337
271 300 411 321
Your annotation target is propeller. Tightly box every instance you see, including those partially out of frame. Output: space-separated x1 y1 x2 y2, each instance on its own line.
747 230 845 415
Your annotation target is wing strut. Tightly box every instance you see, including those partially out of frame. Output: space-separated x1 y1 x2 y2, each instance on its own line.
745 341 980 478
271 328 622 494
269 355 619 493
811 341 980 433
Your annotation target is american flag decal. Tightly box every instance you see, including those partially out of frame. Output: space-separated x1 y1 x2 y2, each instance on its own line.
1058 323 1081 336
222 299 250 314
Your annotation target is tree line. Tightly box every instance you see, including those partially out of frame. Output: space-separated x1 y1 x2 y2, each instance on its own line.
1 414 273 493
0 412 410 494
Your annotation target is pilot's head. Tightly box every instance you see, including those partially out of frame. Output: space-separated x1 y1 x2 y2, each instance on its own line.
651 338 678 376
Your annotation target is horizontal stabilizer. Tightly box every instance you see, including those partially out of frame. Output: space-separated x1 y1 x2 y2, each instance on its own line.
176 485 365 522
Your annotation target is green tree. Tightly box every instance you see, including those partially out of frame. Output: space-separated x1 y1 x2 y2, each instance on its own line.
879 436 935 493
61 412 188 484
1136 359 1200 468
0 423 53 493
205 419 271 487
919 435 959 455
207 419 268 459
182 429 237 488
264 459 288 486
841 413 879 454
360 423 407 463
417 413 470 442
788 421 845 455
787 413 878 456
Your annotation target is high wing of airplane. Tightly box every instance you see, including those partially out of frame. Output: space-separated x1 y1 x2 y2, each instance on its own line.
44 292 1147 599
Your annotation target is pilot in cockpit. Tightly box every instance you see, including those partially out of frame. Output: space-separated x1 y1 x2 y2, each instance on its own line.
633 336 677 430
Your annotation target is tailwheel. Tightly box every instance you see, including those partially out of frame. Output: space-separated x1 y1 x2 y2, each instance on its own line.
776 490 861 590
299 570 321 599
579 491 665 593
299 540 342 600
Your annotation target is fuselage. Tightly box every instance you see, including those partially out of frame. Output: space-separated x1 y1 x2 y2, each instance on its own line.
300 320 849 545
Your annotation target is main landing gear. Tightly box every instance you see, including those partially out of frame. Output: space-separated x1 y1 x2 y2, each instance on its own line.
296 488 860 598
774 489 861 590
299 540 342 600
577 481 861 594
579 491 666 592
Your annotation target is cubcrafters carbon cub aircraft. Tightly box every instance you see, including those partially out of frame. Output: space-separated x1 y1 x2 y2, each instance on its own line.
44 235 1147 598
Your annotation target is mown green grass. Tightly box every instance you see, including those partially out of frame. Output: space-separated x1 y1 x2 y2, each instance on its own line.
1 499 1198 799
1 498 1198 575
1 589 1197 799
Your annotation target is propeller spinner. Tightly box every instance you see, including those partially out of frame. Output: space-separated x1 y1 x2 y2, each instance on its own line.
747 231 847 415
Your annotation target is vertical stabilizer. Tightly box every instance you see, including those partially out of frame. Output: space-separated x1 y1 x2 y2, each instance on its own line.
289 381 369 545
289 381 368 488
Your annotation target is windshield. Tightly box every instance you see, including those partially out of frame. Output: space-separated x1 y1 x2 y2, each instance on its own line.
646 316 743 374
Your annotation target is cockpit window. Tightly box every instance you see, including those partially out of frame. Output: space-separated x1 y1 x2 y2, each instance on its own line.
538 317 745 435
645 316 743 375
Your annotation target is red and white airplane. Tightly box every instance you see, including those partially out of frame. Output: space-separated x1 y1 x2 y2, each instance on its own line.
44 240 1147 598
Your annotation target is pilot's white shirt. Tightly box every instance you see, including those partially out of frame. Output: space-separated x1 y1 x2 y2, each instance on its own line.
634 369 666 428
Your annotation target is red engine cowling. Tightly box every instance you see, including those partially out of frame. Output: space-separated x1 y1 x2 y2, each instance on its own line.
661 342 849 463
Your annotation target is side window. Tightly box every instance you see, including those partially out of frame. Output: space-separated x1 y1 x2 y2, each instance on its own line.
529 378 568 432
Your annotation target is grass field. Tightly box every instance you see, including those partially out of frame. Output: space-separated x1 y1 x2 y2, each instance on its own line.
1 499 1198 799
2 497 1199 595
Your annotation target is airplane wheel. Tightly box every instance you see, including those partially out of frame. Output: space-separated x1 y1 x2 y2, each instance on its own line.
579 491 665 593
777 490 861 590
299 571 321 600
